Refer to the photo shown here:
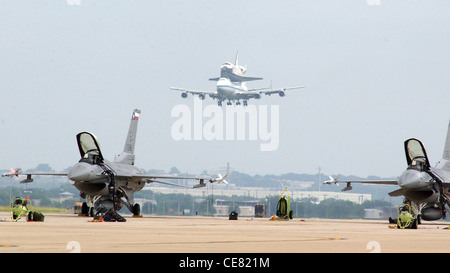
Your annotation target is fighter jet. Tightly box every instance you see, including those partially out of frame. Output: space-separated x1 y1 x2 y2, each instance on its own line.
324 121 450 222
208 52 263 83
3 109 227 221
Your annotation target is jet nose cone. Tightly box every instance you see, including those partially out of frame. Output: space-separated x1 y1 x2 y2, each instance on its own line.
398 169 429 189
68 163 93 181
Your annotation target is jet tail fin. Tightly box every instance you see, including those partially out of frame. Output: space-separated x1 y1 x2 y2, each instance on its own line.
436 120 450 171
442 120 450 161
114 109 141 165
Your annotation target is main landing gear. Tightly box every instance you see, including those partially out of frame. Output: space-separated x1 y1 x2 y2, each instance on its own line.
217 100 248 106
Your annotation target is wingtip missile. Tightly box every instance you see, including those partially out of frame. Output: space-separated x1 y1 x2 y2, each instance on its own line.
209 174 228 184
323 176 339 185
2 168 22 178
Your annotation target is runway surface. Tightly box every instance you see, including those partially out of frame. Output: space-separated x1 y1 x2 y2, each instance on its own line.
1 212 450 253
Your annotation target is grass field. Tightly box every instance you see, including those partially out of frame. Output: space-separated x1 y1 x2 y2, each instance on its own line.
0 205 71 214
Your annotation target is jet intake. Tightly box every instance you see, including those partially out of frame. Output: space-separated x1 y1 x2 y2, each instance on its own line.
421 205 442 221
74 181 108 195
181 93 188 98
279 91 285 97
403 189 439 203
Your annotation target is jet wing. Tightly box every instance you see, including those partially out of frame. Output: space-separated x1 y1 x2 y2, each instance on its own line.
259 86 306 96
132 174 206 180
240 76 263 81
126 174 227 189
170 87 217 96
323 178 398 191
429 168 450 187
209 76 263 82
2 169 68 183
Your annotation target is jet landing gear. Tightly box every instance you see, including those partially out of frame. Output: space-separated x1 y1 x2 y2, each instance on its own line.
95 164 127 222
93 199 126 222
235 100 248 106
131 203 141 217
217 100 248 106
85 197 140 222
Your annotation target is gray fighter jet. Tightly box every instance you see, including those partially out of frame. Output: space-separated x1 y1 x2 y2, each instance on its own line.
3 109 226 221
324 121 450 222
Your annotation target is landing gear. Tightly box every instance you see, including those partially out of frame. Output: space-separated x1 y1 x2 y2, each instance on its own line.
93 199 126 222
98 211 126 222
98 165 125 221
132 203 141 216
218 101 223 106
243 100 248 106
81 202 89 215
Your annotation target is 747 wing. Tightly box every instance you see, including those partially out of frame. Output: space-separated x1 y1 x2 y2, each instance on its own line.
258 85 306 96
170 87 218 99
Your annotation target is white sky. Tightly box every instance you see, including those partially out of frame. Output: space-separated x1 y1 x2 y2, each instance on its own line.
1 1 449 178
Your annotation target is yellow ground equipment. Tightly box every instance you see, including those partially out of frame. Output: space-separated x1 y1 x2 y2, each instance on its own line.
11 196 29 222
271 188 294 220
10 196 44 222
397 204 418 229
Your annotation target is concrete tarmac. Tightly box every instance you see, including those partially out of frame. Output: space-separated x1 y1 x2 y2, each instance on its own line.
1 212 450 253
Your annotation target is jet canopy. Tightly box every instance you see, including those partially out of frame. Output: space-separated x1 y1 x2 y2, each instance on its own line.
404 138 430 171
76 132 104 164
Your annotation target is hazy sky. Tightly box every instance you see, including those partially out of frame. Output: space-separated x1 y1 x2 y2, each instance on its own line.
1 1 449 178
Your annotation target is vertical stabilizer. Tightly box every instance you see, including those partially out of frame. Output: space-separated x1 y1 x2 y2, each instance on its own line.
442 120 450 161
114 109 141 165
436 120 450 171
124 109 140 154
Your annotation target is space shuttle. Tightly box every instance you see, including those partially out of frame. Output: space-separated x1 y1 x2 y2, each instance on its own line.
209 52 263 83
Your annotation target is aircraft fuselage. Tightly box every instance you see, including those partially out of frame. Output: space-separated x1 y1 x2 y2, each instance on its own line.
397 168 438 203
68 159 145 196
215 77 247 100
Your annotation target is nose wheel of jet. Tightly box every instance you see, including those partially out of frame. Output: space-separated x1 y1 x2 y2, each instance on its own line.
90 164 127 222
